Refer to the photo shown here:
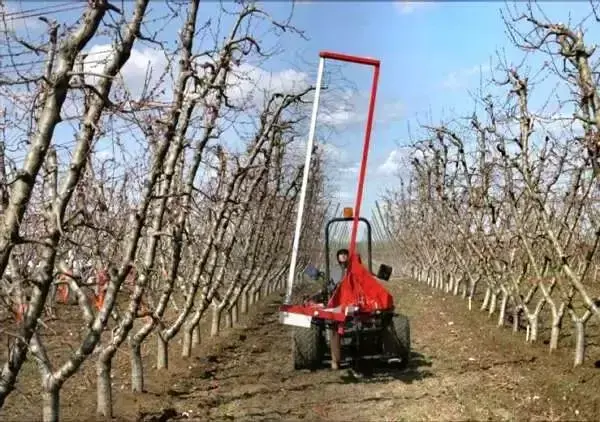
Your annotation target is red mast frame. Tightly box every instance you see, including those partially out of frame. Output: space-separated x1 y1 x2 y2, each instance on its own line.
319 51 381 257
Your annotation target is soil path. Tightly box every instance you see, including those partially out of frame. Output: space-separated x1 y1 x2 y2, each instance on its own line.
3 277 600 421
143 279 600 421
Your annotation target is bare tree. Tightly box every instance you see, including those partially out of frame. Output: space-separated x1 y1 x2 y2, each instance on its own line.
382 0 600 368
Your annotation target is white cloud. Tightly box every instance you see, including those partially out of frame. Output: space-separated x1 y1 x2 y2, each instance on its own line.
318 89 404 129
336 190 354 201
378 150 402 176
377 148 413 176
339 165 359 174
442 63 491 90
320 142 356 170
79 44 400 132
95 150 113 161
226 63 310 108
71 44 311 125
83 44 170 101
82 44 310 107
321 109 359 127
381 101 405 122
394 1 434 15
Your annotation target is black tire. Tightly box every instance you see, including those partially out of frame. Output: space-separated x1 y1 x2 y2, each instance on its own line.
292 325 323 370
382 313 411 368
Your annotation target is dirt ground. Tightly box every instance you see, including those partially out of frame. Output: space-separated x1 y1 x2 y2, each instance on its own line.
3 277 600 421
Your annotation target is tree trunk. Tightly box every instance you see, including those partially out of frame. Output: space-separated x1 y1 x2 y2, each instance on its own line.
42 385 60 422
527 314 539 343
512 306 520 333
481 287 491 311
181 308 203 358
497 290 508 327
468 280 477 310
488 290 497 317
211 305 223 337
549 304 565 352
157 335 168 370
96 358 112 418
241 290 248 313
131 343 144 392
527 298 545 343
225 309 233 329
192 323 201 346
231 303 239 325
573 319 585 367
452 277 460 296
550 319 561 351
182 329 192 358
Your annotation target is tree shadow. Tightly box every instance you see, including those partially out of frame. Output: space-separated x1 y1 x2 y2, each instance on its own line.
136 407 180 422
338 351 434 384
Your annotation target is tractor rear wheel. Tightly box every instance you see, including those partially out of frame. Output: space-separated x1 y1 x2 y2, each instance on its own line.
383 313 411 368
292 325 323 370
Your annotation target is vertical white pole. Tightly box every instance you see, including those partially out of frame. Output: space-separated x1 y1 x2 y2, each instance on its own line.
284 57 325 304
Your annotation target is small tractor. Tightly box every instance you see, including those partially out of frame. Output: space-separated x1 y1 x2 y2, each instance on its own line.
280 209 411 371
279 50 410 371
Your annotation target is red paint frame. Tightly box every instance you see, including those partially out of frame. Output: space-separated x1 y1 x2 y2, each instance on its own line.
319 51 380 257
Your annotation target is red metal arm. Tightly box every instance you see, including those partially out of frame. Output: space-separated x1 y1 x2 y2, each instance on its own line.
319 51 380 67
319 50 381 257
348 64 379 257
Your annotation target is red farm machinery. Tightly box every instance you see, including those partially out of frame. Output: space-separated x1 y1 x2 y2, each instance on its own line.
279 51 411 371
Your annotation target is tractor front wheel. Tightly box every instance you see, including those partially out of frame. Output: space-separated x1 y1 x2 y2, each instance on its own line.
292 325 323 370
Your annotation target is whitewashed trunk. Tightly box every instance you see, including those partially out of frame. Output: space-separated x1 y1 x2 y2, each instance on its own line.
42 384 59 422
527 314 539 343
96 358 112 418
512 307 520 333
488 291 497 317
549 306 564 351
211 305 223 337
231 304 239 324
157 335 168 370
182 329 193 358
241 290 249 313
225 309 233 329
481 288 491 311
192 324 201 346
573 320 585 367
131 343 144 392
497 291 508 327
452 277 460 296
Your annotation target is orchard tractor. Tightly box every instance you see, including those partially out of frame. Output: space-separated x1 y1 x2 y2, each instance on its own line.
279 51 411 371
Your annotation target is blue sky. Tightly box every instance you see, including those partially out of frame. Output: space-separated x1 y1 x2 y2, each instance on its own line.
2 0 597 233
243 0 594 223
